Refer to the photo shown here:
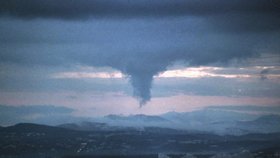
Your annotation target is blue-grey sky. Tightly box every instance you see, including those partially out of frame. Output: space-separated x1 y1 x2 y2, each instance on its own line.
0 0 280 124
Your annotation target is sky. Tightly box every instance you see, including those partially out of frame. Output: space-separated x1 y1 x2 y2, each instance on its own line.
0 0 280 124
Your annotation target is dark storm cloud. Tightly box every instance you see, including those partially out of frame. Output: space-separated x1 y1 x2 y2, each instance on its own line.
0 0 279 19
0 0 280 105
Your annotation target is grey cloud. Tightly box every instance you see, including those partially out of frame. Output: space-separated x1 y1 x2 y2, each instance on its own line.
0 41 260 104
0 58 131 93
1 0 280 34
0 19 279 104
0 104 73 114
0 0 279 19
1 65 280 98
0 1 280 104
153 77 280 98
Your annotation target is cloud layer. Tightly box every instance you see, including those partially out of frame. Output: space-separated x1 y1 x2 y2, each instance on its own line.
0 0 280 104
1 0 280 19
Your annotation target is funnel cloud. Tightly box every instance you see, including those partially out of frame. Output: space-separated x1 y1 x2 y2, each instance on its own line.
0 0 280 104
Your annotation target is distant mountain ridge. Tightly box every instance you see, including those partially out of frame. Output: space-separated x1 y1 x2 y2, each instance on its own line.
105 114 167 122
233 114 280 134
252 114 280 124
1 123 73 134
53 111 280 135
2 109 280 135
94 111 280 135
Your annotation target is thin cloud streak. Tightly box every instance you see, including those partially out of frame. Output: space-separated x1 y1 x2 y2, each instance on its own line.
52 71 123 79
51 66 280 80
158 68 280 79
